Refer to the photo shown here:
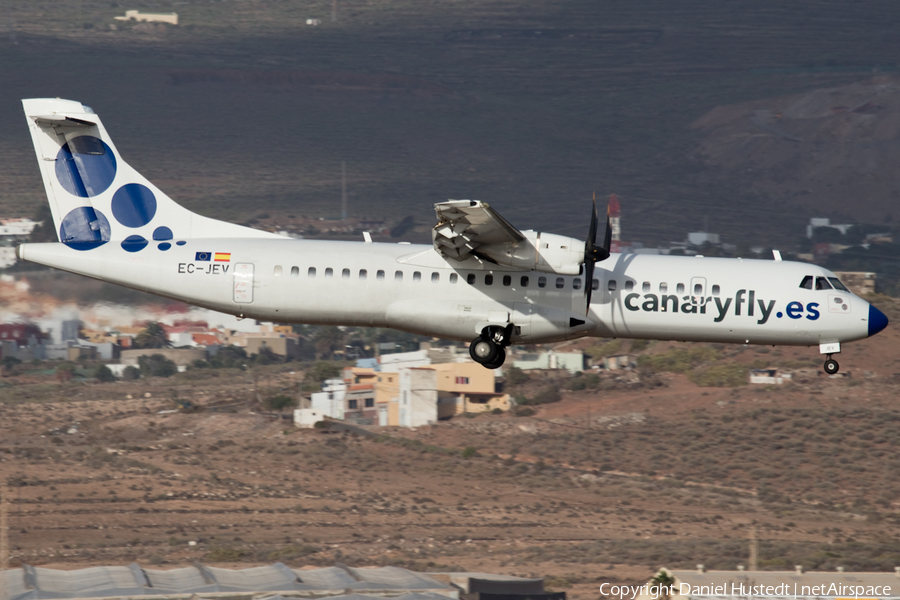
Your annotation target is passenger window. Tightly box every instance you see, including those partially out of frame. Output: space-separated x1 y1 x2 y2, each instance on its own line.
413 271 422 282
467 273 476 285
592 279 599 291
395 270 403 282
642 282 650 292
538 276 547 288
659 283 667 293
828 277 849 292
521 276 529 287
676 283 684 294
342 268 350 280
608 280 617 291
815 277 832 290
274 265 283 277
450 273 458 284
711 284 720 296
800 276 813 289
359 269 367 280
291 266 299 277
573 278 582 290
503 275 511 286
308 267 316 278
693 283 702 295
625 281 634 291
431 272 439 283
325 268 333 279
377 270 385 281
556 277 564 289
485 274 493 285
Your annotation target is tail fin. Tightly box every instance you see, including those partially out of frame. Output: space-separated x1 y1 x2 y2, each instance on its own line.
22 98 280 251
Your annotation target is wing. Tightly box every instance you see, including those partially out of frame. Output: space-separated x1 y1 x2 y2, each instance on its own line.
432 200 525 261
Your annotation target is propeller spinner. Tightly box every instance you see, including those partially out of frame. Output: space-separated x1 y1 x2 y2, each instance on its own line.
583 197 612 314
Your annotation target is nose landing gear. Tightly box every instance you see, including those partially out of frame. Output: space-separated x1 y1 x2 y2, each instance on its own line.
819 342 841 375
469 324 514 369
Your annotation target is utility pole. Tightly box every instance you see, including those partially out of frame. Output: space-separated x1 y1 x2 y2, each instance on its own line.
749 524 758 571
341 161 347 221
1 479 9 600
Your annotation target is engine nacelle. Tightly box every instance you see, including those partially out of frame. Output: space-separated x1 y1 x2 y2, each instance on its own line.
476 231 585 275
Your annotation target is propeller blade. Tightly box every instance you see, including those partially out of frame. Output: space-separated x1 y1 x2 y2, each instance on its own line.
583 194 614 314
584 259 595 314
603 203 612 255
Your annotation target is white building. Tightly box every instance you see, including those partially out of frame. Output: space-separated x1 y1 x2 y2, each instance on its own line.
294 408 325 428
114 10 178 25
0 219 37 237
513 351 585 374
398 367 438 427
310 377 347 420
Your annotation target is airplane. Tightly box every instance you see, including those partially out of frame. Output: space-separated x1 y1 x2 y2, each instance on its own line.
17 98 889 374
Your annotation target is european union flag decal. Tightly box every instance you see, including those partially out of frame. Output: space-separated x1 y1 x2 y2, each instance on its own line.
195 251 211 261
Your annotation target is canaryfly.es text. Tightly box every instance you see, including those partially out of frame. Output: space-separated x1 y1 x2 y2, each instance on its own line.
623 289 820 324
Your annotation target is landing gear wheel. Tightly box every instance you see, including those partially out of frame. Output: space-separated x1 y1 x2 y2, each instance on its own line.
483 347 506 370
824 357 839 375
469 336 499 365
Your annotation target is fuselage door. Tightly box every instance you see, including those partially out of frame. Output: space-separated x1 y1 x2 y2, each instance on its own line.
233 263 254 304
513 303 534 340
690 276 707 299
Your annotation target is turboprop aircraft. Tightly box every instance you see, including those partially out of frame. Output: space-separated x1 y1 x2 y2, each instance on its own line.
17 98 889 373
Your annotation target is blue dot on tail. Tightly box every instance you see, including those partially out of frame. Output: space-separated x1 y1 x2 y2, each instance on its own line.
121 235 148 252
153 226 173 241
158 242 171 251
55 136 117 198
111 183 157 227
59 207 111 250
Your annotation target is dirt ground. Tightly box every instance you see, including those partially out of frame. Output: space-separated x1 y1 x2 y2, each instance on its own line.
1 314 899 600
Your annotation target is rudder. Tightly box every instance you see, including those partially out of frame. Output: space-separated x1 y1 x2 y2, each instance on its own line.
22 98 279 251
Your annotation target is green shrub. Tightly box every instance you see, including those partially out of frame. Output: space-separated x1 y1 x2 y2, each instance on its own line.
688 363 749 387
138 354 177 378
206 545 245 561
638 346 719 373
93 365 116 382
506 366 528 385
122 365 141 381
267 394 297 412
208 345 248 369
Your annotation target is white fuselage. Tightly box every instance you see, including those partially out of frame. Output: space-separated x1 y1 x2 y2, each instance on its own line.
19 238 874 347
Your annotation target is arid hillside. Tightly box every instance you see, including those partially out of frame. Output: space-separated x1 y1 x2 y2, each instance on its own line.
693 77 900 224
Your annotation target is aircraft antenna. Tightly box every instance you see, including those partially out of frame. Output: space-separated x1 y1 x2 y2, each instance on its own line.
341 161 348 221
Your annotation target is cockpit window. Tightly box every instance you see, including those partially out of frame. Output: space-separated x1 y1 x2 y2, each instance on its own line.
800 276 813 289
828 277 849 292
815 276 832 290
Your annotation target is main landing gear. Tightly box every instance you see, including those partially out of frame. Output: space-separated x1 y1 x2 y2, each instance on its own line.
469 324 514 369
824 355 839 375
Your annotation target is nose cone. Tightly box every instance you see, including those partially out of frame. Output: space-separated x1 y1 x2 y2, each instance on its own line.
869 304 889 337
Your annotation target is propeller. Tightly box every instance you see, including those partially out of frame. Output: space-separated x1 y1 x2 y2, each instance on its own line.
583 195 612 314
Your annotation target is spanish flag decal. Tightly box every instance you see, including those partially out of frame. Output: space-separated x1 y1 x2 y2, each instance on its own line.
214 252 231 262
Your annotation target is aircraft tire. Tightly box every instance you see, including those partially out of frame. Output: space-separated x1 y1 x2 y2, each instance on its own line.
824 358 839 375
483 348 506 370
469 336 499 365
